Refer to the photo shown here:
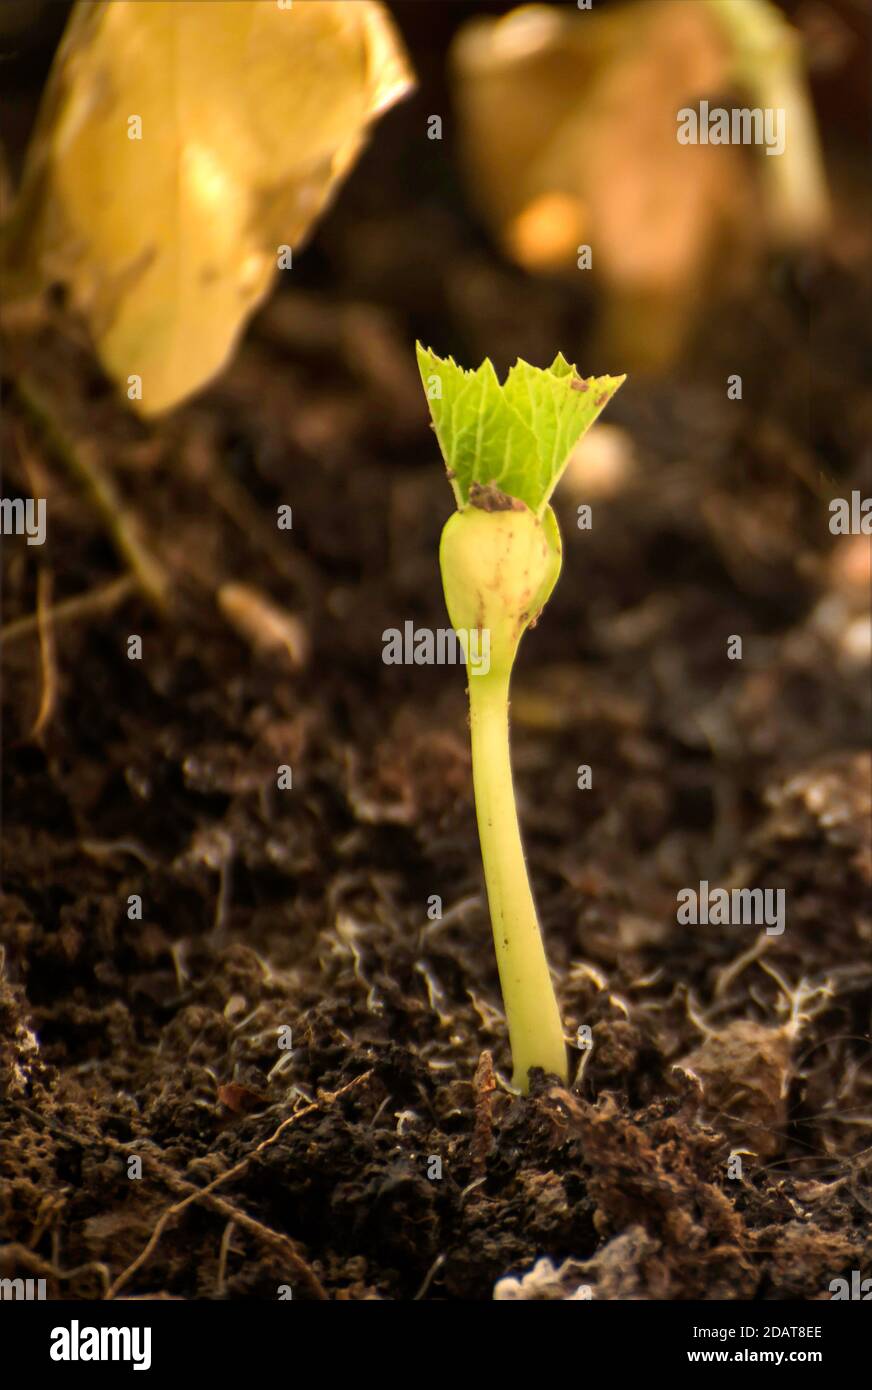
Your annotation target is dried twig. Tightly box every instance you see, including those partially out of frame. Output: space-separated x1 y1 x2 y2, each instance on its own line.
30 567 60 738
15 374 170 609
105 1071 373 1301
216 1221 237 1298
0 1242 110 1299
0 574 136 647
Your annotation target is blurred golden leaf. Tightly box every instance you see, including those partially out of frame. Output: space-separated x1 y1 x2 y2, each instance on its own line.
452 1 827 369
6 0 412 414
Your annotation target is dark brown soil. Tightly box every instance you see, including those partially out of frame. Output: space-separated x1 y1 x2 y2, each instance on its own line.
1 0 870 1302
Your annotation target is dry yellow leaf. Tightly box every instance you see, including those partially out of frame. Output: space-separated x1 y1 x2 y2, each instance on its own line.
451 1 827 369
7 0 413 414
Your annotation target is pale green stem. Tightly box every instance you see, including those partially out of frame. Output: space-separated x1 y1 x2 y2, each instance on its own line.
467 669 567 1092
705 0 829 241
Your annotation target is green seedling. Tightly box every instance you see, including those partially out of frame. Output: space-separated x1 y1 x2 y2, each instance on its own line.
417 345 624 1091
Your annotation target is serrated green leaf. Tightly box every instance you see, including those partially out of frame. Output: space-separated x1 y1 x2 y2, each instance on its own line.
417 343 624 513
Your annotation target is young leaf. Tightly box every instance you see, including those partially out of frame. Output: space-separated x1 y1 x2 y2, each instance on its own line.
417 343 624 513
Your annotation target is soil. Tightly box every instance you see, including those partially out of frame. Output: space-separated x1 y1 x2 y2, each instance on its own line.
1 1 871 1302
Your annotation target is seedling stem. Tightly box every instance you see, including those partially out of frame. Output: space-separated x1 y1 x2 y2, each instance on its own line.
468 668 567 1088
418 345 625 1092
